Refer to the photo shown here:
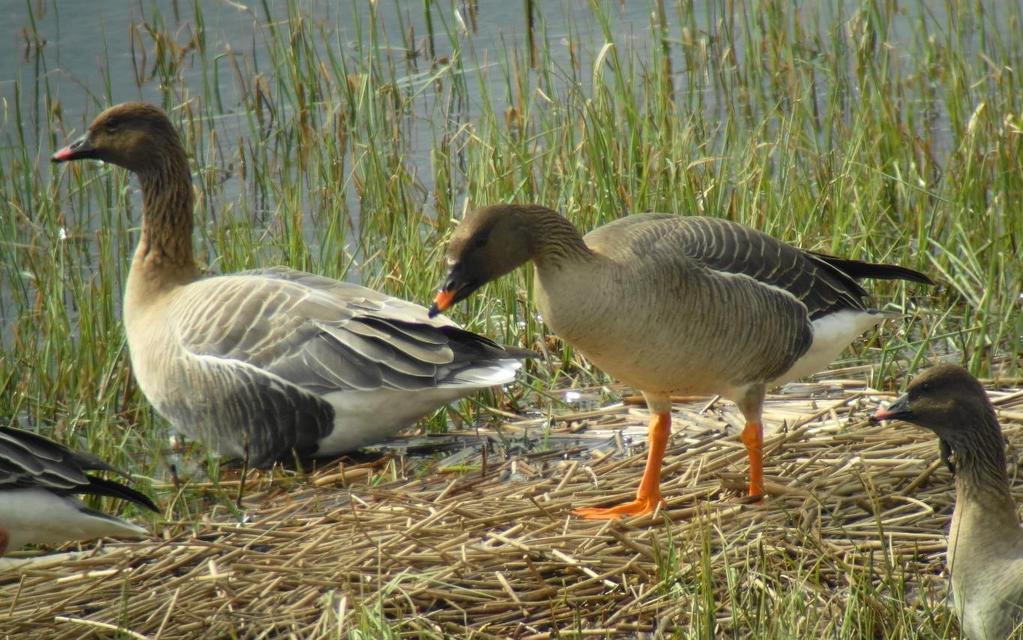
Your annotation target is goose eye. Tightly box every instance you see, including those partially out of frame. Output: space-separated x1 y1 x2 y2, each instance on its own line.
473 234 488 249
103 120 120 133
910 381 931 400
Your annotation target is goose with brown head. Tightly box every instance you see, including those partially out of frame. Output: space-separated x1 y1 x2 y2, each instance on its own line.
432 203 933 518
874 364 1023 639
52 104 532 467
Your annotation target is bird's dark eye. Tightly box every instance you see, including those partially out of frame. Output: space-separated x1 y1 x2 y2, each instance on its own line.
909 381 931 400
103 119 120 132
473 233 488 249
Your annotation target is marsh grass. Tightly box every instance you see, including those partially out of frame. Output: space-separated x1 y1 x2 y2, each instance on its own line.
3 380 998 638
1 0 1021 636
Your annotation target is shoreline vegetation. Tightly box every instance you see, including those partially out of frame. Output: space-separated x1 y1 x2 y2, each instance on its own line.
1 1 1021 636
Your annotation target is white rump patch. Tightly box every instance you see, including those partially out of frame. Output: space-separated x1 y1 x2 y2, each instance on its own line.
315 359 522 456
776 310 890 384
317 388 467 454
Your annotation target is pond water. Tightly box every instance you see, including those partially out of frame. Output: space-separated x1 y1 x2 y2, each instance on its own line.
3 1 984 170
0 0 1013 344
1 1 673 146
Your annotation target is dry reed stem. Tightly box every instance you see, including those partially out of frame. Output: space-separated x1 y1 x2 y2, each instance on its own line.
3 376 1021 637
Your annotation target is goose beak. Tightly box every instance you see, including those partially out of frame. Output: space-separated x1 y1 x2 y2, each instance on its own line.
52 135 96 162
429 288 457 318
428 266 481 318
870 393 911 422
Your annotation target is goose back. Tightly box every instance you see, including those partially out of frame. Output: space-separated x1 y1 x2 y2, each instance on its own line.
130 267 525 466
584 215 874 319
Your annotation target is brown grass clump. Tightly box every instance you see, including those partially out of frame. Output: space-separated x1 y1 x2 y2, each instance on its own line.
4 372 1023 639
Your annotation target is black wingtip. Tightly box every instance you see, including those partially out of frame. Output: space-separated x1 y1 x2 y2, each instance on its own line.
502 346 541 360
86 475 160 513
437 324 538 361
866 263 935 286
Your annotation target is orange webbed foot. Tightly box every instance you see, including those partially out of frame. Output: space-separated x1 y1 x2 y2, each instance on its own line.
574 411 671 520
572 493 665 520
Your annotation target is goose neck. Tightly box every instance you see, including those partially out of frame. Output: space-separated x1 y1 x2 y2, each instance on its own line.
951 418 1018 526
134 145 197 279
525 208 593 270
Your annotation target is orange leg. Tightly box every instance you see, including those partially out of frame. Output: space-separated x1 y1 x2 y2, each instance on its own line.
740 420 764 500
574 412 670 519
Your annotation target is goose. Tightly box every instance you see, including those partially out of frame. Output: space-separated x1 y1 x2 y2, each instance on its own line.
873 364 1023 640
51 103 531 468
429 203 933 518
0 426 157 554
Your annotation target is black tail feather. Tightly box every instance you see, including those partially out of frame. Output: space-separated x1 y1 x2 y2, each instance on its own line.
438 324 539 361
809 252 935 285
82 475 159 513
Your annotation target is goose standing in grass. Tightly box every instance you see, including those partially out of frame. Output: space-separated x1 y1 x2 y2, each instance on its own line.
52 103 531 468
873 364 1023 640
0 427 157 554
430 204 932 518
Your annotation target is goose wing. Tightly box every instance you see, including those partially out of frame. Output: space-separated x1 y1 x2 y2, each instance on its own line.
589 214 878 317
172 267 523 395
671 216 870 318
0 427 157 511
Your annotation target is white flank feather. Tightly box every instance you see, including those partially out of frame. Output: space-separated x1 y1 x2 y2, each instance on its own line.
0 488 148 552
776 310 892 385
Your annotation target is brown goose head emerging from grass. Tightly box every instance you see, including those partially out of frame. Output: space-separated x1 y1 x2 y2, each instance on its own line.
872 363 1002 476
53 102 196 282
872 367 1023 640
52 102 184 173
430 205 554 316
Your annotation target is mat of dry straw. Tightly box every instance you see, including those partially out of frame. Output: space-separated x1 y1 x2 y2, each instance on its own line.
3 371 1023 638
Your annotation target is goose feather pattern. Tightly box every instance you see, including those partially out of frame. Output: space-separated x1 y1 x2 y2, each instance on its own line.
0 427 157 554
52 103 531 468
137 267 527 464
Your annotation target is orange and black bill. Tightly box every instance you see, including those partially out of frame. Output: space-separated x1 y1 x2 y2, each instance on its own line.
427 266 481 318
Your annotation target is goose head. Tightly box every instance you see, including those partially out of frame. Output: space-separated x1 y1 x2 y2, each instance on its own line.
872 364 1000 473
51 102 182 173
430 205 537 317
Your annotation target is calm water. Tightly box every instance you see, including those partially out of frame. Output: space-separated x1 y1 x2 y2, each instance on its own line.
1 1 673 147
0 0 1010 334
4 1 987 162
